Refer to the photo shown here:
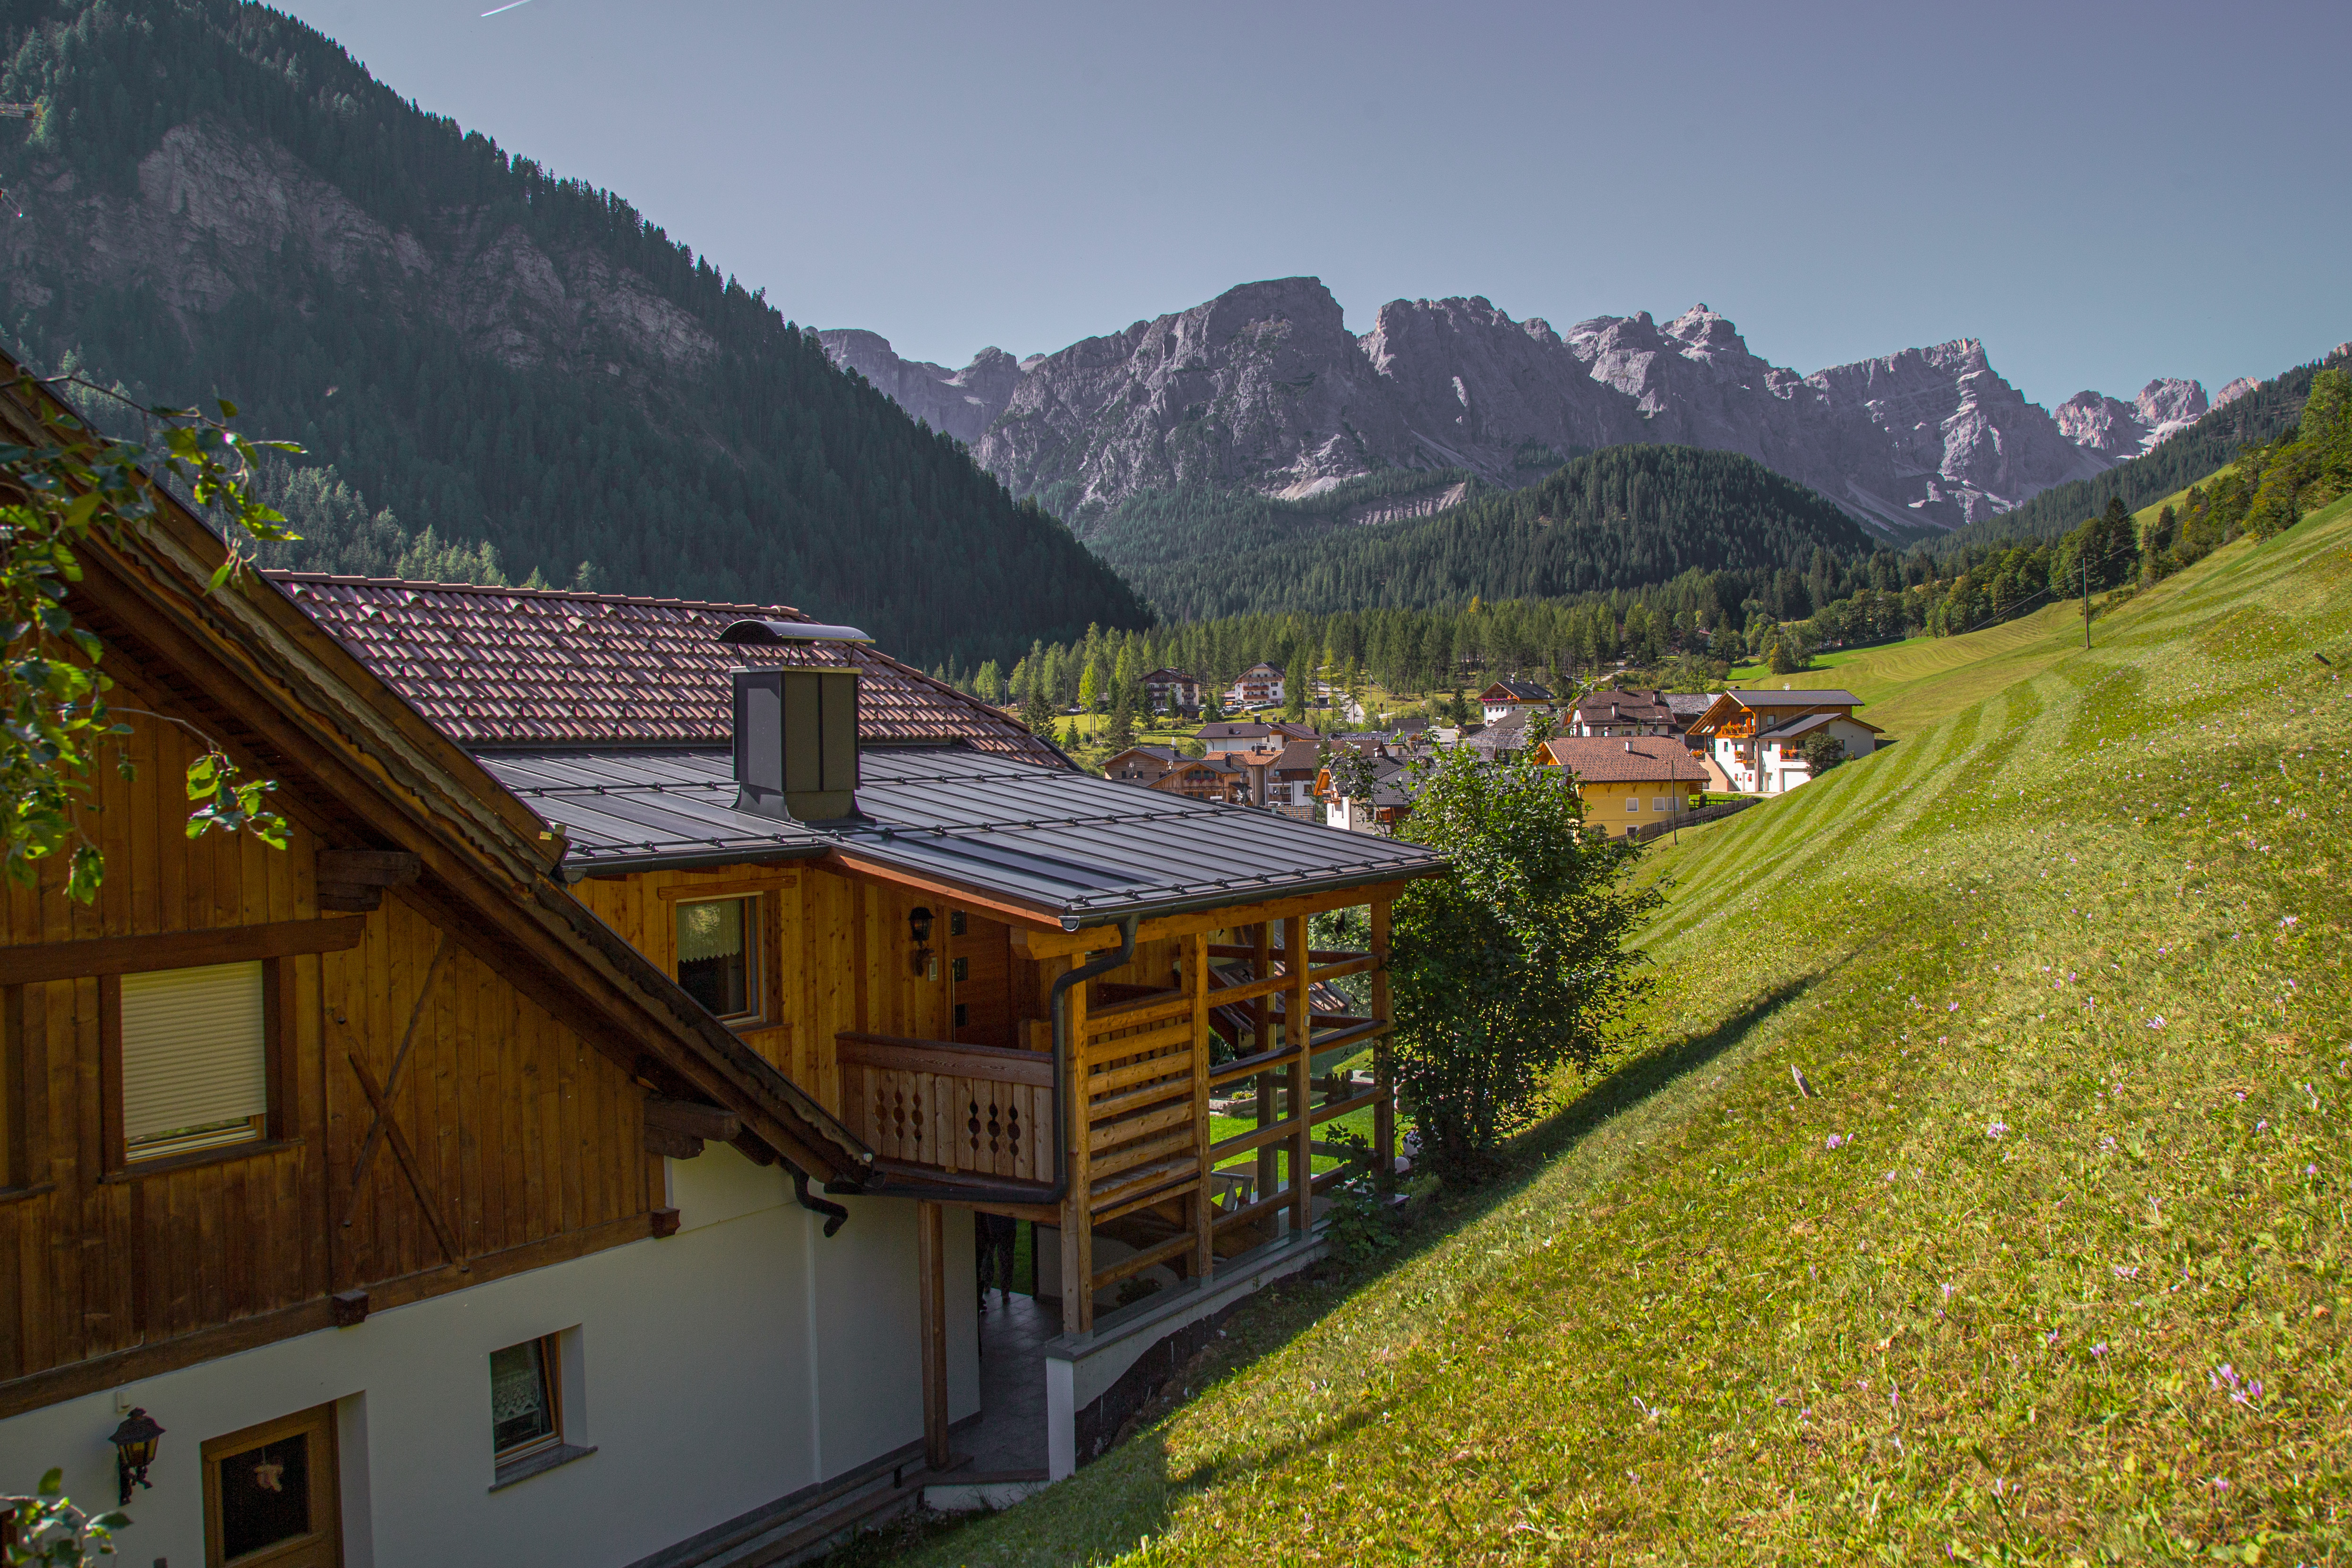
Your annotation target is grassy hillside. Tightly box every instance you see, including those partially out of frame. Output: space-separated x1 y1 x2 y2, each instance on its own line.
884 494 2352 1564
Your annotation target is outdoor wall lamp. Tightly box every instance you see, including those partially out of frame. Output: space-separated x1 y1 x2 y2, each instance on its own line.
908 906 937 980
108 1407 164 1506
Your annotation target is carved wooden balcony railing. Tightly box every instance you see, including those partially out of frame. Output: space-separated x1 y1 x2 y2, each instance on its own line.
836 1033 1055 1183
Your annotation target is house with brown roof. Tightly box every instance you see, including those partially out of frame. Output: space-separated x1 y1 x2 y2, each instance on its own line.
1226 662 1286 709
1139 668 1202 716
1567 687 1676 738
0 322 1446 1568
1104 744 1184 786
1477 680 1554 724
1147 754 1250 805
1683 688 1882 795
1195 720 1315 755
270 574 1445 1502
1538 737 1713 837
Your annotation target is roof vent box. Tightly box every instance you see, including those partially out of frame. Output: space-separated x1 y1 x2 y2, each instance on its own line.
732 667 860 821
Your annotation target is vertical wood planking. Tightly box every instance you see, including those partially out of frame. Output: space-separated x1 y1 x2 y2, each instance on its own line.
1062 974 1092 1334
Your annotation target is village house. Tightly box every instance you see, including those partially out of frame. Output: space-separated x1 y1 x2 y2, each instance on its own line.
0 364 1448 1565
1461 711 1536 764
1537 737 1713 837
1317 756 1417 837
1476 680 1553 725
1683 688 1883 795
1138 668 1201 717
1194 720 1315 756
1103 745 1184 787
1225 663 1286 710
1565 687 1676 738
1145 755 1250 805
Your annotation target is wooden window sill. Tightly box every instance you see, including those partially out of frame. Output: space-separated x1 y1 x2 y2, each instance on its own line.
104 1139 302 1183
0 1182 55 1205
489 1442 596 1493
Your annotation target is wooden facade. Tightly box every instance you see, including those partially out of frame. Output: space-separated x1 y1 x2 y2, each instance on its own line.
574 861 1407 1349
0 365 864 1425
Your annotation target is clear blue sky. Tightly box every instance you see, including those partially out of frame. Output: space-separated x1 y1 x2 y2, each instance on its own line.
279 0 2349 408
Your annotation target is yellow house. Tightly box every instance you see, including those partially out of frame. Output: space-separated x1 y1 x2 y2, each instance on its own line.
1537 736 1713 838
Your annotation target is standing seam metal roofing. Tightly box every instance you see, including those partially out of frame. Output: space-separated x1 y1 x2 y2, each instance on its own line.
269 573 1064 764
478 747 1445 929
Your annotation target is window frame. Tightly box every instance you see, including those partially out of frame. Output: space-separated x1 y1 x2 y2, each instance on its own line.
101 959 292 1175
489 1332 566 1468
672 894 764 1027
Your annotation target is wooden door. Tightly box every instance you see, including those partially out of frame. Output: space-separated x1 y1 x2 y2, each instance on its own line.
202 1404 341 1568
947 909 1013 1048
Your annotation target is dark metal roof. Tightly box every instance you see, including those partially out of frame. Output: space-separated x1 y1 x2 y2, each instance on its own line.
1726 687 1864 708
480 746 1445 930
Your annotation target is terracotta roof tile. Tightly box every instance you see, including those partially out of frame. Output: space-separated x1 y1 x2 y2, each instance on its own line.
1540 736 1713 784
269 574 1064 765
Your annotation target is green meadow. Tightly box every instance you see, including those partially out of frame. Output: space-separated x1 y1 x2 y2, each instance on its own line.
887 496 2352 1565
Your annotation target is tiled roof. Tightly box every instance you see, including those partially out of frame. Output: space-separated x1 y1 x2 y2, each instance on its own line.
1665 692 1718 718
270 574 1064 765
1572 687 1672 721
1540 737 1712 784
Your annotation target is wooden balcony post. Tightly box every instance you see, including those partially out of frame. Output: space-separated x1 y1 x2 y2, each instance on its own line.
1252 922 1277 1206
916 1200 952 1470
1371 897 1395 1193
1285 915 1312 1234
1061 972 1094 1334
1187 929 1214 1281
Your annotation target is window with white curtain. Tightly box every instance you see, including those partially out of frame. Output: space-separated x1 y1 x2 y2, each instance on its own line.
120 960 269 1162
676 896 760 1021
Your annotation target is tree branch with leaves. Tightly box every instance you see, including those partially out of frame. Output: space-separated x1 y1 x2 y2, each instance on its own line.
1 373 298 901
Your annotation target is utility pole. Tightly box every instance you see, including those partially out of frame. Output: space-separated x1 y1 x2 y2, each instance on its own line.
2082 557 2091 649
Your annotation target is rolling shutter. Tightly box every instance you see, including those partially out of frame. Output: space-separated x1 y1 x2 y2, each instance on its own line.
120 961 268 1150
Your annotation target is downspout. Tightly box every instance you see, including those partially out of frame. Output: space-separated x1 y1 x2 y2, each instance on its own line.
792 1165 850 1237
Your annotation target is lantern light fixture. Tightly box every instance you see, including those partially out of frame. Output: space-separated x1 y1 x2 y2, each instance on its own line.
108 1406 164 1507
908 906 937 980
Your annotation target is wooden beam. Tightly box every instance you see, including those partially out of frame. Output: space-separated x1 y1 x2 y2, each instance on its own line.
315 849 421 913
643 1097 741 1143
1061 977 1094 1335
1253 923 1277 1211
0 917 368 985
1009 880 1427 960
1090 1230 1195 1293
1187 930 1214 1283
343 1051 466 1272
836 1032 1053 1088
1286 916 1313 1236
916 1200 951 1471
1372 898 1394 1193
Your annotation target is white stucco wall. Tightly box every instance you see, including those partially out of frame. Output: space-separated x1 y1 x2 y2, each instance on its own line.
0 1148 976 1568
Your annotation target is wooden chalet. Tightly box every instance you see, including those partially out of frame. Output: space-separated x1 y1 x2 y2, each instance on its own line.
1476 680 1553 724
0 370 883 1567
282 577 1447 1484
1684 688 1882 795
1138 668 1201 716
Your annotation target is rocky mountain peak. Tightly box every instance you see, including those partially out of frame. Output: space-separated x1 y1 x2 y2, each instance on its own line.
832 278 2220 536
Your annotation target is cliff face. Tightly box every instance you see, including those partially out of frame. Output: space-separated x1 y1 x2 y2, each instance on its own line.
15 119 725 384
826 280 2213 534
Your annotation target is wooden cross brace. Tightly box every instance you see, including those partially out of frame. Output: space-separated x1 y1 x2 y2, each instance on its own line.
334 933 466 1270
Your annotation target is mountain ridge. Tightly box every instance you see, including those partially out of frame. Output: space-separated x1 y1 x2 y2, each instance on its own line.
0 0 1146 666
823 278 2229 539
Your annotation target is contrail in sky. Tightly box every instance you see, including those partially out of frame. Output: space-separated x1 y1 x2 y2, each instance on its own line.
481 0 535 15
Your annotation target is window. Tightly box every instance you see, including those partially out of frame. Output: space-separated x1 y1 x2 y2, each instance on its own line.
490 1335 563 1464
951 956 970 983
1624 796 1639 813
201 1404 340 1568
676 897 759 1022
119 961 269 1164
1653 797 1669 813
